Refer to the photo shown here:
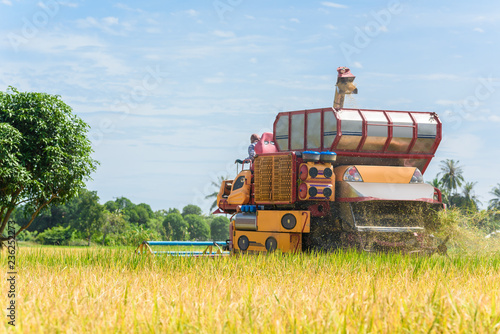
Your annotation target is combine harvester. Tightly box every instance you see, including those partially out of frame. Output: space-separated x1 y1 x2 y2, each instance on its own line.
139 66 447 256
215 67 447 255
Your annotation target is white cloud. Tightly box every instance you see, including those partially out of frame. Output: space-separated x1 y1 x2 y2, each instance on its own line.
280 25 295 31
290 18 300 23
1 0 12 5
204 77 225 84
59 2 79 8
352 61 363 69
378 25 388 32
265 79 331 91
489 115 500 122
245 15 255 20
79 51 131 76
202 72 226 84
386 98 412 106
473 27 484 33
212 30 235 38
249 58 258 64
321 2 348 9
76 16 125 35
102 17 119 25
185 9 199 17
413 73 461 81
3 32 105 53
436 100 460 106
440 134 483 158
324 24 337 30
114 3 143 13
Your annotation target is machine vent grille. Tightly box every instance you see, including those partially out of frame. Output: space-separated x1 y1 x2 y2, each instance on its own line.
255 154 293 204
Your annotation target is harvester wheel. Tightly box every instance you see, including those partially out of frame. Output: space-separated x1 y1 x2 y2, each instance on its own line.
238 235 249 251
265 237 277 252
281 213 297 230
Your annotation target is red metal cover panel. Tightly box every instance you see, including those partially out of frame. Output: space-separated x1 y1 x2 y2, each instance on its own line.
273 107 442 173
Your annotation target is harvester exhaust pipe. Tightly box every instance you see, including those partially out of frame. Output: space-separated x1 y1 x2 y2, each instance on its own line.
333 66 358 109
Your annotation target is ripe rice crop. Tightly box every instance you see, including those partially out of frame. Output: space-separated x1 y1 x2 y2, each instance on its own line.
2 246 500 333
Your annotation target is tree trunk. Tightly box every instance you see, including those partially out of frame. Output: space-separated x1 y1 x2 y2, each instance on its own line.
88 233 91 247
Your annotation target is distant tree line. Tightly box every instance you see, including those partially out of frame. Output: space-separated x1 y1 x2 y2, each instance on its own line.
428 159 500 232
11 191 230 246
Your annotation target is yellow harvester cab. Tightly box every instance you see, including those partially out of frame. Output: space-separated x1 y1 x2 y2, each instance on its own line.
227 170 252 205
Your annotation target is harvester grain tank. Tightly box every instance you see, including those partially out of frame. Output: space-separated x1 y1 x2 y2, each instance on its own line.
216 67 446 254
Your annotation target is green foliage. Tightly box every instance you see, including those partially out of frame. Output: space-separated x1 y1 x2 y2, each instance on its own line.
0 87 97 239
168 208 180 215
145 217 166 238
439 159 464 195
101 212 128 245
11 223 38 242
116 224 161 246
104 197 153 225
489 184 500 211
36 225 73 245
182 204 202 217
436 208 500 254
210 216 230 241
104 200 119 213
163 213 189 241
69 189 106 246
184 214 210 241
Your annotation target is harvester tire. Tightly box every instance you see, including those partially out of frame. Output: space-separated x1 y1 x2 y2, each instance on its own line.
281 213 297 230
265 237 278 252
238 235 249 251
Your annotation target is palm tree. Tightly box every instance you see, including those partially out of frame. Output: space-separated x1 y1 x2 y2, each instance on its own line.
205 175 229 211
439 159 465 195
488 184 500 211
462 181 481 211
427 177 442 188
427 177 448 204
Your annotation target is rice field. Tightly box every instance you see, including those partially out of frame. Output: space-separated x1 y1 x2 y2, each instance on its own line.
2 245 500 333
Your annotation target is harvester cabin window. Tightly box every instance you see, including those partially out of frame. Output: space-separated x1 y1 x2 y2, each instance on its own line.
232 176 246 191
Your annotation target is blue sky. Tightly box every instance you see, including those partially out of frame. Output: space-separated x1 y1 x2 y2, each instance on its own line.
1 0 499 212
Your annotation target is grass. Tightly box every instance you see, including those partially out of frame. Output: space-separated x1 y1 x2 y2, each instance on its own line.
2 245 500 333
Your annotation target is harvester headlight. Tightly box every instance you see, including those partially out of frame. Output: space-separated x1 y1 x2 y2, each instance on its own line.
343 166 363 182
410 168 424 184
324 168 333 178
309 167 318 178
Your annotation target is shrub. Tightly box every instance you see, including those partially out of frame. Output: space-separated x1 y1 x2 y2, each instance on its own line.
36 226 73 245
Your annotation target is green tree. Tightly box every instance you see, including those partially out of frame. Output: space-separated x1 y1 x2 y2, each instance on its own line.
163 212 189 240
461 181 481 212
489 184 500 211
0 88 97 242
104 200 119 213
145 217 166 238
210 216 230 241
36 225 73 245
184 214 210 241
114 197 134 211
101 211 127 245
168 208 180 215
439 159 464 195
69 190 105 246
129 205 148 225
182 204 202 217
